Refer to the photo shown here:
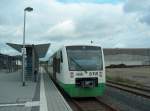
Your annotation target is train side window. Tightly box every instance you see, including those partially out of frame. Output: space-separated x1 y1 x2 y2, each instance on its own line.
60 51 63 62
57 58 60 73
53 57 57 74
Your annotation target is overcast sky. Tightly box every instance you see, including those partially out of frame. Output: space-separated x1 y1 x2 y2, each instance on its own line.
0 0 150 57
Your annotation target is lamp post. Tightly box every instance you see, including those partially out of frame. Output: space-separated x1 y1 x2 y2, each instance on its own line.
22 7 33 86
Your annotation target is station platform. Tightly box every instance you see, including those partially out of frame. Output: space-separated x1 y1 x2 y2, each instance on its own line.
0 68 72 111
40 67 72 111
0 70 39 111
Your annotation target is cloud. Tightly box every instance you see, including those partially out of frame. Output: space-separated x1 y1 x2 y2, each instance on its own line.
123 0 150 25
0 0 150 57
57 0 124 4
47 20 76 37
123 0 150 13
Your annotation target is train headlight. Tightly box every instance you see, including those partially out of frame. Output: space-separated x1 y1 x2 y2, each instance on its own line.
70 72 74 78
99 72 102 77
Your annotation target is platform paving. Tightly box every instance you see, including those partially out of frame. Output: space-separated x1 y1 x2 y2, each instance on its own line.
0 70 39 111
40 67 72 111
0 68 73 111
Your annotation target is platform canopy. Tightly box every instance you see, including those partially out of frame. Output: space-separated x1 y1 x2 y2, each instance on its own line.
7 43 50 58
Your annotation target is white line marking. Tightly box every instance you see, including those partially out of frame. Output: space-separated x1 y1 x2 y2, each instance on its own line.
40 69 48 111
50 79 73 111
25 101 40 107
0 103 24 107
0 101 40 107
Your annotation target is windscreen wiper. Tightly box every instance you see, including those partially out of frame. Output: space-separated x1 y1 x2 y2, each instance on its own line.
69 57 87 73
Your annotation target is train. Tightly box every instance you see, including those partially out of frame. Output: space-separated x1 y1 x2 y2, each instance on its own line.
47 44 105 97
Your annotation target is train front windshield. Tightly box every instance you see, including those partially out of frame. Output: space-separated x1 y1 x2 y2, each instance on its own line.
66 46 103 71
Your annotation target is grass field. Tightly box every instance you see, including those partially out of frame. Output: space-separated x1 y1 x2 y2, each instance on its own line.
106 66 150 88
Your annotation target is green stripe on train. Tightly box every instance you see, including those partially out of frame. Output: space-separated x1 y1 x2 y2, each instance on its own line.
58 81 105 97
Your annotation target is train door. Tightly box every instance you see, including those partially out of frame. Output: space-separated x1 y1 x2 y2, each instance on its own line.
56 52 61 74
53 56 57 80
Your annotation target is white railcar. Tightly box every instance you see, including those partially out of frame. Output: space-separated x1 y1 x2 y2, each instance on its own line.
49 45 105 97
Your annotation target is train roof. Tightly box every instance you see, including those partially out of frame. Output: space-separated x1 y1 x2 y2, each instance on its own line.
61 44 102 48
50 44 102 58
57 44 102 52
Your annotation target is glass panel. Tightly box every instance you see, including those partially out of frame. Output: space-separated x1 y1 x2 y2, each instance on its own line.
66 46 103 71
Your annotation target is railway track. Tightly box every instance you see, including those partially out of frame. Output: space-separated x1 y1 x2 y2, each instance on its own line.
71 97 118 111
52 82 119 111
107 80 150 92
107 80 150 99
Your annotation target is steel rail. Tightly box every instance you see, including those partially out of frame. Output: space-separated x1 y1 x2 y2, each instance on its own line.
95 97 119 111
71 99 84 111
107 82 150 99
71 97 119 111
107 80 150 92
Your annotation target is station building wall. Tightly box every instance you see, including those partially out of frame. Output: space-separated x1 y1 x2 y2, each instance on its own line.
103 48 150 66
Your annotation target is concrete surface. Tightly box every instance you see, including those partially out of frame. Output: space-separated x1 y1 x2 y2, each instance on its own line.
0 70 39 111
40 68 72 111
